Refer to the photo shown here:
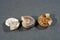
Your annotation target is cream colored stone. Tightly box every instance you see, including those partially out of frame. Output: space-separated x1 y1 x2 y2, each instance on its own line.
5 18 20 30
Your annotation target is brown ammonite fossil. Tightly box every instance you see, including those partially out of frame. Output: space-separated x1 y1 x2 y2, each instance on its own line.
21 16 35 28
38 13 53 27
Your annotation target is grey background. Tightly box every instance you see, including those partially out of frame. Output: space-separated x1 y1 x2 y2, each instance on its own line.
0 0 60 40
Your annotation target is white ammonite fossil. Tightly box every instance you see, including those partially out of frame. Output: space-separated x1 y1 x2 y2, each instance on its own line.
21 16 35 28
5 18 20 30
38 13 53 27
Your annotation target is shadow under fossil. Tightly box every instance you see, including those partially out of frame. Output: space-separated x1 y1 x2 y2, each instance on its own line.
50 14 57 26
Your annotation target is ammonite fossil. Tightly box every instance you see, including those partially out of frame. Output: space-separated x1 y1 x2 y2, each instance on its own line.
38 13 53 27
21 16 35 28
5 18 20 30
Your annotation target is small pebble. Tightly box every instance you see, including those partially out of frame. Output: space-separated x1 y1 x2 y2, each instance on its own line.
5 18 20 30
21 16 35 28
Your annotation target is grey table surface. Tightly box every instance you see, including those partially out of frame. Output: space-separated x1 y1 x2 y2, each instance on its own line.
0 0 60 40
